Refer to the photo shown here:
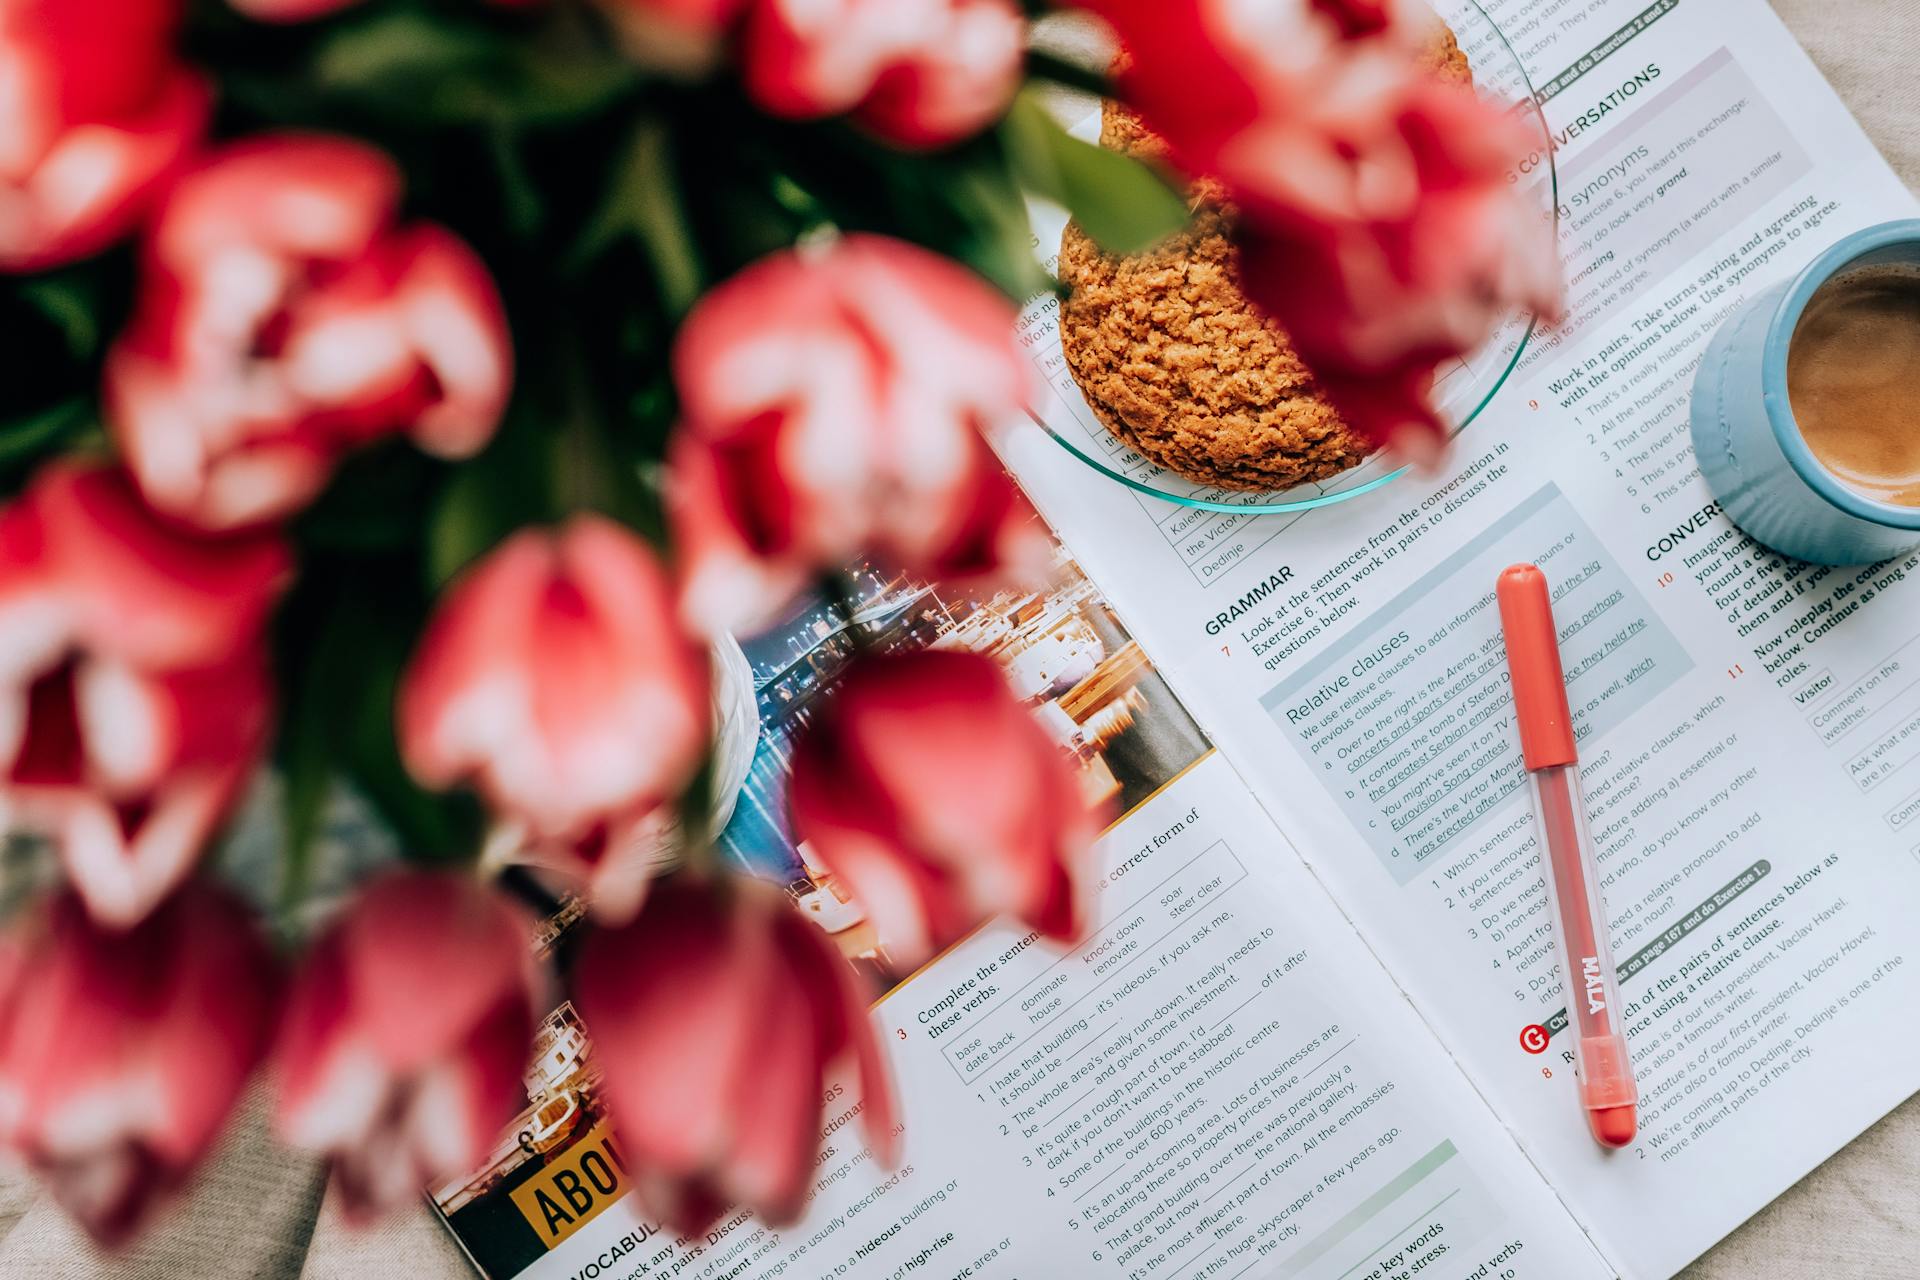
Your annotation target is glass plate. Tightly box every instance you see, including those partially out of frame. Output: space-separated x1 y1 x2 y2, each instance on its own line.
1023 0 1559 515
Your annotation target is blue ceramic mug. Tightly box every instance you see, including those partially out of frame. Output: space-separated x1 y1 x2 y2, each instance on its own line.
1690 219 1920 566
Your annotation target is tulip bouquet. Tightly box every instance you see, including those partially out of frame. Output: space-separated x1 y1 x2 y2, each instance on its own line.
0 0 1556 1251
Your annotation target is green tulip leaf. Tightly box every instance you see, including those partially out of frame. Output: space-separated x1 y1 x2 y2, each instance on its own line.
1002 91 1190 257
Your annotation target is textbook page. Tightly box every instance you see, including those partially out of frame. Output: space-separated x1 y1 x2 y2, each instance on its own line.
429 532 1607 1280
998 1 1920 1277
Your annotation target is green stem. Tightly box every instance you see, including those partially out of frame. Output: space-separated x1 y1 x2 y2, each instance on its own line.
547 340 618 519
566 115 706 319
487 123 543 238
626 118 706 319
0 398 92 470
536 305 660 533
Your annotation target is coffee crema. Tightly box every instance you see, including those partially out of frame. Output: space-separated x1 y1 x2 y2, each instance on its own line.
1787 264 1920 508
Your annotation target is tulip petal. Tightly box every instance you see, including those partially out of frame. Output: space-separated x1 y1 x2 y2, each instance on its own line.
740 0 1020 147
398 518 710 864
776 910 900 1167
104 136 510 530
715 974 818 1222
666 434 813 638
1089 0 1562 448
275 929 388 1153
272 874 538 1218
395 228 513 459
431 993 538 1173
73 657 174 794
790 650 1102 961
342 872 534 1075
33 463 290 671
666 234 1035 635
49 769 231 930
0 884 277 1244
573 878 771 1173
0 63 208 274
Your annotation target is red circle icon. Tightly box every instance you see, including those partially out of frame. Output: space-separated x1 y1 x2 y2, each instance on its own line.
1519 1024 1550 1055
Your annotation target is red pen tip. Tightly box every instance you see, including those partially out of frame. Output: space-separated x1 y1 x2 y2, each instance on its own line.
1589 1105 1637 1148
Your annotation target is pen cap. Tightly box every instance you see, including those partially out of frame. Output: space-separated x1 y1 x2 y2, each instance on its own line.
1497 564 1577 769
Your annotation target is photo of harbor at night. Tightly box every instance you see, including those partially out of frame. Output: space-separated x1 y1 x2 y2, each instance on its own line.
717 525 1211 991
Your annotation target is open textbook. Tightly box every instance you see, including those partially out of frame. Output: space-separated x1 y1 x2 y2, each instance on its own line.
431 2 1920 1278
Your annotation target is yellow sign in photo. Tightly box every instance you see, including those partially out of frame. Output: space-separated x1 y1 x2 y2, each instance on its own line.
509 1123 631 1249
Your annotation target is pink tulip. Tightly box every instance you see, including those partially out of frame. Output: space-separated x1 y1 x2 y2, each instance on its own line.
1073 0 1561 453
667 234 1048 635
1233 101 1562 453
1082 0 1439 224
103 135 514 531
789 650 1103 965
0 463 288 927
1228 66 1562 451
741 0 1024 147
274 871 542 1218
0 883 278 1245
398 516 711 921
0 0 209 272
572 874 898 1234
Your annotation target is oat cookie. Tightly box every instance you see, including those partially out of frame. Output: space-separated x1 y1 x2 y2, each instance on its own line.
1057 28 1471 492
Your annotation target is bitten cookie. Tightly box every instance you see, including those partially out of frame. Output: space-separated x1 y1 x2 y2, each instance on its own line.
1057 28 1472 493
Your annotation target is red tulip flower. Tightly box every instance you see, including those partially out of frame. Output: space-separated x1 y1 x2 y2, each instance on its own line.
790 650 1104 965
572 875 898 1234
0 0 209 272
0 464 288 927
741 0 1024 147
1076 0 1561 454
274 871 543 1219
668 234 1048 635
104 135 514 531
1083 0 1443 226
0 883 278 1245
398 517 711 921
1230 66 1563 456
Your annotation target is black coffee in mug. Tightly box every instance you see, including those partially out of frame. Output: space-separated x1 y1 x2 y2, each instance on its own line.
1787 264 1920 509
